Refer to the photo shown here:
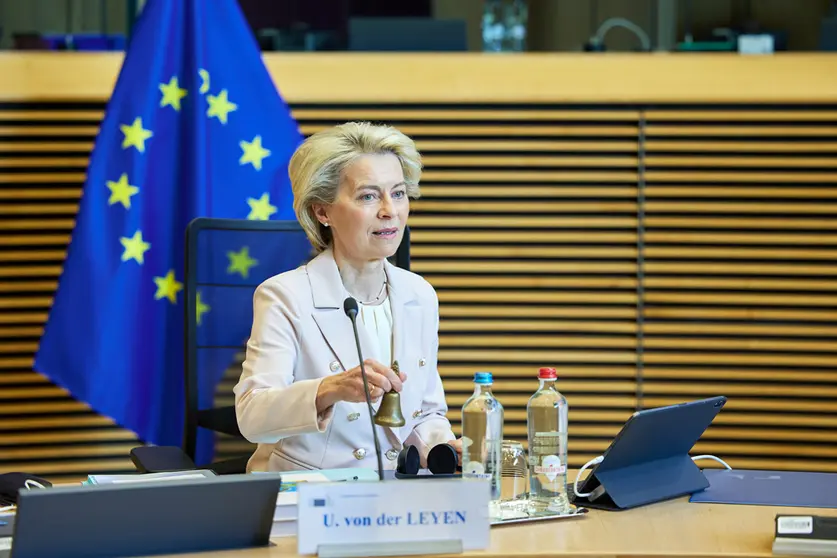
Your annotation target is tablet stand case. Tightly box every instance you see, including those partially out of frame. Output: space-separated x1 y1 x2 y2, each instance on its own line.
569 396 727 511
573 453 709 511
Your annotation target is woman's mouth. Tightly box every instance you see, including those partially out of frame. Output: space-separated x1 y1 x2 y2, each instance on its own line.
372 228 398 239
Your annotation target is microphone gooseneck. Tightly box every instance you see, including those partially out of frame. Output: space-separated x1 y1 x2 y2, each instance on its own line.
343 296 385 481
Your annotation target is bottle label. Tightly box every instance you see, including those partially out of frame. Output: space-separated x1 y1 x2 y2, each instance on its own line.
534 455 565 481
463 461 492 480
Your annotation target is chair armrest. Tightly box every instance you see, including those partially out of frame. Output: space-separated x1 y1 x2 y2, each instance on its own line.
197 406 242 438
130 446 197 473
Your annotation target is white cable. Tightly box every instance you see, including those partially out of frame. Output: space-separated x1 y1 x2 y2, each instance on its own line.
591 17 652 51
573 455 604 498
573 454 730 499
692 454 732 470
0 479 48 514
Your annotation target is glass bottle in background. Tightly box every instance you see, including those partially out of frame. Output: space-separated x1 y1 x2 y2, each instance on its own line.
461 371 504 519
503 0 528 52
527 367 569 515
482 0 528 52
481 0 505 52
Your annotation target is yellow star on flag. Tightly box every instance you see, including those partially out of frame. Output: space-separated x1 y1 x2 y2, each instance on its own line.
227 246 258 278
239 135 271 170
120 230 151 264
153 270 183 304
120 117 153 153
106 173 139 209
206 89 237 124
159 76 187 111
246 193 277 221
196 290 210 326
198 69 210 94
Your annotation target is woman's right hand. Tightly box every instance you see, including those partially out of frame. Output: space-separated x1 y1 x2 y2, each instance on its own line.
316 359 407 412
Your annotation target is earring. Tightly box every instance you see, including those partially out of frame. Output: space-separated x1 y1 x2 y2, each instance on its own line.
323 223 329 228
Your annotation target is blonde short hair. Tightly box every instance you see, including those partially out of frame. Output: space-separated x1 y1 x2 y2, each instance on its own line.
289 121 422 252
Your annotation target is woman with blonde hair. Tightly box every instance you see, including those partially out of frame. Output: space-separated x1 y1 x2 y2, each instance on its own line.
234 122 460 473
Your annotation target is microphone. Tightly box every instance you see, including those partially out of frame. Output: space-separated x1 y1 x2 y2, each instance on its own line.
343 297 385 481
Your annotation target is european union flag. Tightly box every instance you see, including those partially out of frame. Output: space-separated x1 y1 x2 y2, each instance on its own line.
34 0 303 462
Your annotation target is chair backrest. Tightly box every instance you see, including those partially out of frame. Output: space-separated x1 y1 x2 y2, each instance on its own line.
182 218 411 463
183 218 312 462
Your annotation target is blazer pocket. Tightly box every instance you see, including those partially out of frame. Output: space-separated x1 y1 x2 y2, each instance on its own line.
271 448 316 471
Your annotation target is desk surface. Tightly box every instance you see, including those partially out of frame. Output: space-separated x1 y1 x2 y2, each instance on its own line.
164 497 837 558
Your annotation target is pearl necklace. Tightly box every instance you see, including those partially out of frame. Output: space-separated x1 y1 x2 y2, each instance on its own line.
357 280 388 306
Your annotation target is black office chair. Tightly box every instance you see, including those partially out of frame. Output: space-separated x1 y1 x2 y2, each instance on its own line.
131 218 411 474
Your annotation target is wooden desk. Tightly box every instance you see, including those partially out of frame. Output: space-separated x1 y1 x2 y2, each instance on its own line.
165 497 837 558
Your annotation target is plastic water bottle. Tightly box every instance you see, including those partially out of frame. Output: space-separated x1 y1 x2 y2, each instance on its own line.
461 371 504 518
526 367 569 515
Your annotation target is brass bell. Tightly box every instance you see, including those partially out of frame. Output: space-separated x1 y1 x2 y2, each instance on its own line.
374 360 406 427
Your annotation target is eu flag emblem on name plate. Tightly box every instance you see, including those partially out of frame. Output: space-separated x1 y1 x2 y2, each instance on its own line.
34 0 304 463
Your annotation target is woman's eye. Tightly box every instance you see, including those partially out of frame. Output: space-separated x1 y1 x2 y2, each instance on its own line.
393 190 406 199
360 193 375 202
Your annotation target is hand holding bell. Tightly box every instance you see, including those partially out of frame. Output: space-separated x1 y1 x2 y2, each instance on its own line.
374 360 406 427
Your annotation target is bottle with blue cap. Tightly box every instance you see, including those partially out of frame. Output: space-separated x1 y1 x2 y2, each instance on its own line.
461 371 504 519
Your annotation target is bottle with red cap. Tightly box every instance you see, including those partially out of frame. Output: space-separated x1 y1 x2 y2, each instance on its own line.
526 367 569 515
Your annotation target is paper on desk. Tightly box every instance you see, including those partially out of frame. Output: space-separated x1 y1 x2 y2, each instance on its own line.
280 471 329 484
85 470 214 485
274 470 349 522
275 471 329 513
111 473 209 484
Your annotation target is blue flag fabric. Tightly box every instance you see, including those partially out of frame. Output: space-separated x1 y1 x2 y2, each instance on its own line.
35 0 303 462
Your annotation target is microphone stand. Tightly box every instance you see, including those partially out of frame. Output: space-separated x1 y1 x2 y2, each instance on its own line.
344 297 385 481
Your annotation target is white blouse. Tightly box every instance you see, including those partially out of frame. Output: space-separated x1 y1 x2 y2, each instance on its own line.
357 297 393 367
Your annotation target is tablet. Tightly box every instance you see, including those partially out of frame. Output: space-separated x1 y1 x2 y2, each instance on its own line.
8 473 281 558
572 396 727 511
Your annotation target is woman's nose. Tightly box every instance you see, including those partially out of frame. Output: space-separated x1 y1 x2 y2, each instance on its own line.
378 195 394 218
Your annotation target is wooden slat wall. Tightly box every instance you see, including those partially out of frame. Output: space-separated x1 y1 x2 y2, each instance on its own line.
1 101 836 482
642 108 837 472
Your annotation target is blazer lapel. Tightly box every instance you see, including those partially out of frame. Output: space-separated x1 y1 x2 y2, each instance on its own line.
308 249 375 373
386 261 420 379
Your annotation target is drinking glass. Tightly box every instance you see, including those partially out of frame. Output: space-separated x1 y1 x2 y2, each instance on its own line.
499 440 528 516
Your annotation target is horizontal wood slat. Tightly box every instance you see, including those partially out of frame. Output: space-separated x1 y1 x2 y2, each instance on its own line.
412 140 639 152
291 109 642 121
645 156 837 168
423 155 639 167
300 124 641 137
0 158 88 168
644 110 837 121
0 110 104 120
644 125 837 136
1 102 836 482
419 186 637 199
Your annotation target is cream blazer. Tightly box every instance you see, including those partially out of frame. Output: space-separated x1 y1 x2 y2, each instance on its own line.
234 247 455 473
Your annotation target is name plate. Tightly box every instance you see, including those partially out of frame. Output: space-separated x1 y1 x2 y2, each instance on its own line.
297 478 490 557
